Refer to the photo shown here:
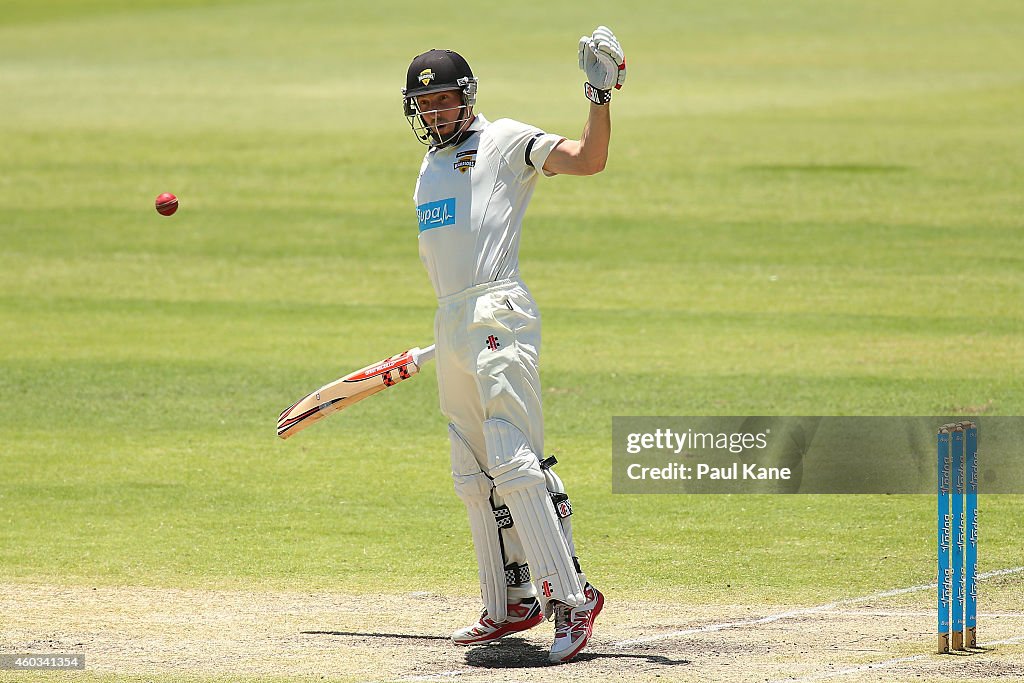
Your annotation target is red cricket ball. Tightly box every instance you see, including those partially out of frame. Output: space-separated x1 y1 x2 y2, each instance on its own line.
155 192 179 216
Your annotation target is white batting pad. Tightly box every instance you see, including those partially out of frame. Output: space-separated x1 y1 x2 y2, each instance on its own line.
449 424 507 622
484 418 585 615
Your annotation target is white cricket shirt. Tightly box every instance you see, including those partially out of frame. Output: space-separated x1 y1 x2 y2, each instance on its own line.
414 114 564 299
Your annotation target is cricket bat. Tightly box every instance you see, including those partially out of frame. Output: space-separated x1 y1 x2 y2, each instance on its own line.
277 345 435 439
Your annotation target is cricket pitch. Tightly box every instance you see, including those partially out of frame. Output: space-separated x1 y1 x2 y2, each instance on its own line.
2 577 1023 683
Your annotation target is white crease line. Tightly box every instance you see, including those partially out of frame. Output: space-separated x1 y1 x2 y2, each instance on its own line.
613 566 1024 647
613 603 841 646
767 633 1024 683
774 654 927 683
976 633 1024 646
831 610 1024 618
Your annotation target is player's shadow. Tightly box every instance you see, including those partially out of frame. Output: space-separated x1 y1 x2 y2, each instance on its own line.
300 631 689 669
464 637 690 668
301 630 449 641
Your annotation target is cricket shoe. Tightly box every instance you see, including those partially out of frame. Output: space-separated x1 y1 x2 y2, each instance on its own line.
548 583 604 663
451 597 543 645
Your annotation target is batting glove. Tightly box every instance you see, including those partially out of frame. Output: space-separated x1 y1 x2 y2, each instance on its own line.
578 25 626 104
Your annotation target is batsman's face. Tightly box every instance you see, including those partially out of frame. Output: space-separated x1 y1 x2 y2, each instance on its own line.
415 89 469 137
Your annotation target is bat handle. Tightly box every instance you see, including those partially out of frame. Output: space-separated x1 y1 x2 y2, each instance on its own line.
413 344 436 366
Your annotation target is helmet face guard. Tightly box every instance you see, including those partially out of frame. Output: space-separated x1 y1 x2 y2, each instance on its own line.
403 78 477 147
402 50 478 148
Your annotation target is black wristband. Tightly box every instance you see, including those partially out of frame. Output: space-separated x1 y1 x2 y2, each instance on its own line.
584 82 612 105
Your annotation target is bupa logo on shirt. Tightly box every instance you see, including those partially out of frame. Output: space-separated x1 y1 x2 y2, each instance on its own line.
417 198 456 232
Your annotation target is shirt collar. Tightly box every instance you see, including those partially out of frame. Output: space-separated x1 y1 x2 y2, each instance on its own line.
465 113 488 132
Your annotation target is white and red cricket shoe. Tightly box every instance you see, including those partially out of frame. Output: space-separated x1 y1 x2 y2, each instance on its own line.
451 597 543 645
548 583 604 663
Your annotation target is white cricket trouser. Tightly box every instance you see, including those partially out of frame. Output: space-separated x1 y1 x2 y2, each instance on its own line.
436 278 544 599
435 278 544 461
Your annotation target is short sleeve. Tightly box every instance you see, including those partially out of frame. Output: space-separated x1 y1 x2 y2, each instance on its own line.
490 118 566 179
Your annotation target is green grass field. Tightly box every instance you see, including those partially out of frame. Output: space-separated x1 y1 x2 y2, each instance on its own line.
1 1 1023 680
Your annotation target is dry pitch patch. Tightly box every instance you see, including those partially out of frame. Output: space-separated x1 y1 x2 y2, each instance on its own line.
2 579 1022 683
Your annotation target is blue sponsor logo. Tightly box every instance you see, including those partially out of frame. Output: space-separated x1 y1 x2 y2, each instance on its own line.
417 198 456 232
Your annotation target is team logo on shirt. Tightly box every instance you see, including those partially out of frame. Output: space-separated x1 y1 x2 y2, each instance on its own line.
418 69 435 86
454 149 477 174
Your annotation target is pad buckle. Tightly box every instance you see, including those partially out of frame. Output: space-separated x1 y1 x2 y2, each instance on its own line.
504 562 531 586
550 492 573 519
493 505 514 529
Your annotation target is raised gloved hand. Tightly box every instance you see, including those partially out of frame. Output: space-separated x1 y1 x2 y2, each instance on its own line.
578 26 626 104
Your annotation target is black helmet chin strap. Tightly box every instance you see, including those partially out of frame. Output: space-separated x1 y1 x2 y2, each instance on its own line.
427 109 476 149
441 125 477 149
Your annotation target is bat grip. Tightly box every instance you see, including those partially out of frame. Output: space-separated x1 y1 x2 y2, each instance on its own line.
413 345 436 366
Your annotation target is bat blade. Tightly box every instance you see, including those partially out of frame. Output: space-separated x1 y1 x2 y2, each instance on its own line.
277 345 435 440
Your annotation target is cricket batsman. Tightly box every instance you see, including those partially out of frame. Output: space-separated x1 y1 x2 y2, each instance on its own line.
402 27 626 662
